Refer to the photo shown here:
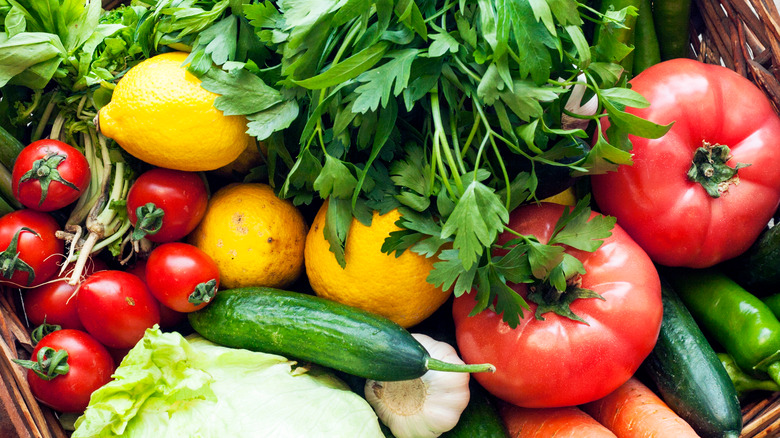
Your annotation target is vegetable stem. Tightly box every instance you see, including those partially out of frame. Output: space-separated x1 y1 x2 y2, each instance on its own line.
426 358 495 374
430 89 463 193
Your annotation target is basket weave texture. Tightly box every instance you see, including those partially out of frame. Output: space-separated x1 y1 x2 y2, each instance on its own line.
3 0 780 437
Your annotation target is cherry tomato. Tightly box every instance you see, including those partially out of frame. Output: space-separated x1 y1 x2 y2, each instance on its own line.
12 139 90 212
20 329 114 413
24 259 108 331
0 210 64 288
591 59 780 267
126 168 208 243
125 259 186 328
145 242 220 313
453 203 662 408
77 270 160 349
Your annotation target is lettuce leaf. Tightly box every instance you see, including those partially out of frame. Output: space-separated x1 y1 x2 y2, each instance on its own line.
73 327 384 438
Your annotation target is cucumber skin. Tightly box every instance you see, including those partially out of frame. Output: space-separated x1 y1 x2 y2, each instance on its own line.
641 283 742 438
442 382 508 438
188 287 430 381
727 224 780 290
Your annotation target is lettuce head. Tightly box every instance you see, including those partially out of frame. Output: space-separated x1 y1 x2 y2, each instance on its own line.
73 327 384 437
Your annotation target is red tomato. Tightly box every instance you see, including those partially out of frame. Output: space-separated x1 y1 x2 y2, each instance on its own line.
452 203 662 408
24 259 108 331
145 242 220 313
77 270 160 349
22 329 114 413
591 59 780 268
125 259 187 328
0 210 64 288
12 139 90 211
126 168 208 243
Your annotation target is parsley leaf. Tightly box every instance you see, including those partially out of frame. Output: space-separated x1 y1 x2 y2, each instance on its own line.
441 181 509 271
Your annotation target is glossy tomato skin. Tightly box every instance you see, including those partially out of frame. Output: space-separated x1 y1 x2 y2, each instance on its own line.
126 168 208 242
452 203 662 408
145 242 220 313
0 210 64 288
24 259 108 331
77 270 160 349
26 329 114 413
125 259 186 328
591 59 780 268
12 139 90 211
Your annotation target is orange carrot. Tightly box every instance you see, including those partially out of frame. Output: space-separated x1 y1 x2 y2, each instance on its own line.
580 377 701 438
499 402 618 438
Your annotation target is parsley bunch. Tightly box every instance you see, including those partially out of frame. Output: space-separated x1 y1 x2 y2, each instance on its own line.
204 0 671 326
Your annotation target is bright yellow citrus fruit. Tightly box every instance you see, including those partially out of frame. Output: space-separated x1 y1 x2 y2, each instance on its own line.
305 202 451 328
97 51 250 171
188 183 307 289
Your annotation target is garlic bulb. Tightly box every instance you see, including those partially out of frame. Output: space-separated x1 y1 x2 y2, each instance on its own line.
561 76 599 131
364 334 471 438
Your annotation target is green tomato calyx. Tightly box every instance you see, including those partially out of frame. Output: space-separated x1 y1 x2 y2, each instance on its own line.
687 142 750 198
18 152 81 206
528 274 604 324
132 202 165 241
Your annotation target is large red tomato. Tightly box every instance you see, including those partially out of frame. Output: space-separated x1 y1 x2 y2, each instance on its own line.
452 203 662 408
591 58 780 268
0 210 64 288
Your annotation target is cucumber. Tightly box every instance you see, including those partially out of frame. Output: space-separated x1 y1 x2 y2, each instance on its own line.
188 287 495 381
640 281 742 438
0 123 24 169
724 223 780 291
442 381 508 438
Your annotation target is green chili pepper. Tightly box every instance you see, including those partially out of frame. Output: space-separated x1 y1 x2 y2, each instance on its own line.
652 0 692 60
594 0 641 76
763 293 780 317
665 267 780 385
718 353 780 400
632 0 661 74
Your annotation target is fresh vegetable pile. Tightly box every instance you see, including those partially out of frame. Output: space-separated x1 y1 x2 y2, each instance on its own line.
3 0 780 437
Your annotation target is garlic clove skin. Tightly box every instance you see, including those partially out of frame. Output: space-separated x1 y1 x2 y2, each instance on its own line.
365 334 471 438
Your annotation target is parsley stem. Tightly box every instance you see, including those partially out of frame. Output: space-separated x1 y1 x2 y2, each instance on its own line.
461 112 481 157
423 0 456 23
451 56 481 84
430 89 463 194
431 123 455 198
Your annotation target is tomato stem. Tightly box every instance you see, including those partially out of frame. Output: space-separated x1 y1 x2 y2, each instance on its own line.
12 347 70 381
687 142 750 198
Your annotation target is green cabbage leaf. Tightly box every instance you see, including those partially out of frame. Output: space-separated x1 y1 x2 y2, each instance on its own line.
73 327 384 437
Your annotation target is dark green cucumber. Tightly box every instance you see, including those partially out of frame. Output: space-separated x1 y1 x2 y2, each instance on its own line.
188 287 495 381
442 381 508 438
640 281 742 438
725 223 780 291
0 124 24 169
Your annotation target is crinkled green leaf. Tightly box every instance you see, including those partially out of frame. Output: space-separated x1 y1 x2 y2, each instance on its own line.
73 328 383 438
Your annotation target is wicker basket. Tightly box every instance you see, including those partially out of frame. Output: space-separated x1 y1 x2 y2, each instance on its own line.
3 0 780 436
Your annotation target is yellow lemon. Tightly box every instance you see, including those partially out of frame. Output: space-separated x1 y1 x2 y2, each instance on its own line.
305 202 451 328
98 51 250 171
188 183 307 289
541 186 577 206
